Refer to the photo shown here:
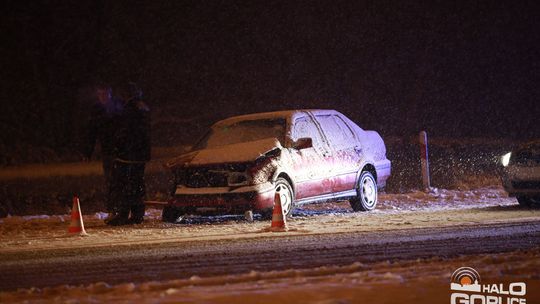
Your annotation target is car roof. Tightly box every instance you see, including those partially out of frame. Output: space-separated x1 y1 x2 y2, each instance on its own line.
214 109 341 126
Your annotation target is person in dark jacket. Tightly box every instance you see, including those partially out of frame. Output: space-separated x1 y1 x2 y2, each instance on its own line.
82 84 123 217
106 83 151 226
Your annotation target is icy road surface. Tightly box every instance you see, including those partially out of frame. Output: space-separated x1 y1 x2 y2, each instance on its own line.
0 186 539 303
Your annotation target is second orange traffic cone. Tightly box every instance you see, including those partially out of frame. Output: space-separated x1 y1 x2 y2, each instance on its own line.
270 192 288 232
69 196 88 236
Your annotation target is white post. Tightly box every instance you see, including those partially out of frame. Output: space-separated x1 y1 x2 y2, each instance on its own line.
419 131 431 191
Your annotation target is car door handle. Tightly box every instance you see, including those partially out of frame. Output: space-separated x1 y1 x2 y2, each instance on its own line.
322 152 330 157
354 147 362 153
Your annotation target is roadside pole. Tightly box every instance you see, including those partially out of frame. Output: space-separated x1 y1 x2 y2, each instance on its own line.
419 131 431 191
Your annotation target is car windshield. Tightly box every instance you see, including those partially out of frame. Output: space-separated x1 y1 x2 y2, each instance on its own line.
193 118 286 150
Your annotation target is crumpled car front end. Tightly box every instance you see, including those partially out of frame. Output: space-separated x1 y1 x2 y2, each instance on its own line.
171 163 276 213
163 138 282 220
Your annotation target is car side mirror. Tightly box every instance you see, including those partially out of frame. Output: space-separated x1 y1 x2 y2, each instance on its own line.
293 137 313 150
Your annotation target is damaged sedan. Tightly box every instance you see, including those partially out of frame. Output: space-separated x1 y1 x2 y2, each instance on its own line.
162 109 391 222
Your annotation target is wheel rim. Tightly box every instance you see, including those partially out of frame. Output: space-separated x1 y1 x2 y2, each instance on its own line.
275 183 293 215
361 174 377 208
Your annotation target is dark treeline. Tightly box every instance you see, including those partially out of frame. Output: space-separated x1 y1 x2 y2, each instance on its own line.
2 1 539 156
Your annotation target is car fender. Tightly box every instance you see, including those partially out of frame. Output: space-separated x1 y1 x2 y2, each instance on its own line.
270 169 295 193
354 159 377 185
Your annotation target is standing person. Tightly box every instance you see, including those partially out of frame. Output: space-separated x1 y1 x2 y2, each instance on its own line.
106 82 151 226
82 84 123 220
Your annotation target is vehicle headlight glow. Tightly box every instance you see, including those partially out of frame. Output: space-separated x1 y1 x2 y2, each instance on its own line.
501 152 511 167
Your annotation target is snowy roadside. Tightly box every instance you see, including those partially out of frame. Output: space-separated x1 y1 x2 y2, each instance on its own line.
1 186 538 253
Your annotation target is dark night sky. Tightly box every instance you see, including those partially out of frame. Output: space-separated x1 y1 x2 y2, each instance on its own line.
2 0 539 150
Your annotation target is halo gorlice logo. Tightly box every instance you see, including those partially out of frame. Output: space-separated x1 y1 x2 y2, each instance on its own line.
451 267 482 293
450 267 527 304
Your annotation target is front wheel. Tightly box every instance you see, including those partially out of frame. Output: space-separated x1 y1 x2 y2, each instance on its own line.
350 171 378 211
275 178 294 217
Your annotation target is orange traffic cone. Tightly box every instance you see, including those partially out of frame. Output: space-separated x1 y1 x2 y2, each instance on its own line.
270 192 288 232
69 196 88 236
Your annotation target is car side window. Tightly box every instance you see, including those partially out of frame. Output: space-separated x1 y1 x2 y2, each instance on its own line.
333 115 355 144
315 115 355 150
292 117 327 153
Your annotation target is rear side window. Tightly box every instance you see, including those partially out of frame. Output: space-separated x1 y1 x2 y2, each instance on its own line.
315 115 355 150
292 117 327 153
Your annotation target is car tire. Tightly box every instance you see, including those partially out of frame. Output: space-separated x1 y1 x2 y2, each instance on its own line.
162 205 182 223
274 178 294 217
517 196 539 207
350 171 378 211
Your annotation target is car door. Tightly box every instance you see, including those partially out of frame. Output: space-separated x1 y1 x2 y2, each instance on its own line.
290 115 333 199
313 114 360 193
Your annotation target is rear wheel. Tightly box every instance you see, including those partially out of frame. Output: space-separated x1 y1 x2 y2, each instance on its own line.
162 205 183 223
275 178 294 217
350 171 378 211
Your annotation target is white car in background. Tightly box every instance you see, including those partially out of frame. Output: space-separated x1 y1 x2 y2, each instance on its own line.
501 140 540 206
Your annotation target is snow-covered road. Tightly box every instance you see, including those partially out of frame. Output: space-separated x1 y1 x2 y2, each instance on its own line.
2 219 539 291
1 186 539 303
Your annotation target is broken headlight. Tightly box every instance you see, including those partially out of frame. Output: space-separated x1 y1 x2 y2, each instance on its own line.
227 172 250 186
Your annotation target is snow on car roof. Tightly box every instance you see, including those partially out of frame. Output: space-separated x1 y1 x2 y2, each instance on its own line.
215 109 341 126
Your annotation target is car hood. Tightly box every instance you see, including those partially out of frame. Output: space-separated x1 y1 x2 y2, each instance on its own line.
167 137 282 167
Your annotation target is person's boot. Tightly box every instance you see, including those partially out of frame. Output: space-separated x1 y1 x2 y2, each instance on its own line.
128 204 145 225
106 211 129 226
104 212 117 224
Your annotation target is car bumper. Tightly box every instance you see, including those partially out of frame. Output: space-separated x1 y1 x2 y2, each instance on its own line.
168 182 275 213
375 159 391 188
502 165 540 196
